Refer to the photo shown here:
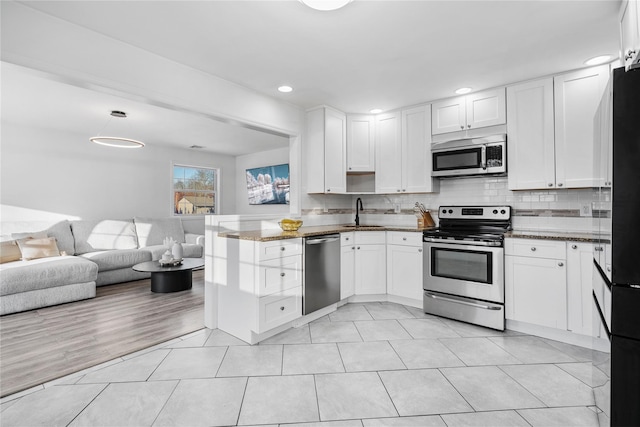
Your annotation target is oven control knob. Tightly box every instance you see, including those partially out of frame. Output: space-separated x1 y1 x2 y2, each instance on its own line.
500 209 506 214
442 209 446 214
493 209 498 214
448 209 453 214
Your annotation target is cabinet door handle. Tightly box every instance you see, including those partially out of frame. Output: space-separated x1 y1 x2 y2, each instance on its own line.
397 189 401 192
467 124 471 128
460 125 464 129
558 183 563 187
530 247 537 251
280 272 286 277
595 247 604 252
357 246 360 250
327 189 331 192
352 246 355 250
607 266 611 272
558 262 564 267
280 306 285 311
281 247 286 251
402 237 407 241
418 249 422 253
345 237 350 241
548 183 553 187
572 244 578 249
402 189 406 192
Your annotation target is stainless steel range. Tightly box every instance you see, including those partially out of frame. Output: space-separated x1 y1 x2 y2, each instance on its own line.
423 205 512 330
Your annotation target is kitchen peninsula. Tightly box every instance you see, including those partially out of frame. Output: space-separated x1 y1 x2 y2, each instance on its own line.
205 214 432 344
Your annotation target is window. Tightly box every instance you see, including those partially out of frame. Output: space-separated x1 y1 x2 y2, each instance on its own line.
172 164 219 215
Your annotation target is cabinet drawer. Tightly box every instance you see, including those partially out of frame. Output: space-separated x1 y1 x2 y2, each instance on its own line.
257 255 302 296
256 287 302 333
258 238 302 261
505 238 566 259
341 232 355 246
386 231 422 247
355 231 386 245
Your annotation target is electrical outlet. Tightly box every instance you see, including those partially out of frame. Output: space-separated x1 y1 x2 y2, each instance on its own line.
580 203 592 217
394 204 401 214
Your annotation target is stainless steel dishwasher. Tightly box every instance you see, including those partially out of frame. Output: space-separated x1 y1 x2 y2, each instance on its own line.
304 234 341 315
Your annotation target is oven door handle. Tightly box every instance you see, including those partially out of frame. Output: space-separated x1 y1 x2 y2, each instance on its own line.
423 237 502 247
481 145 487 170
424 292 502 310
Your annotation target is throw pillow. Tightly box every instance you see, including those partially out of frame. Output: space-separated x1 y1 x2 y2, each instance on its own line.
16 237 61 261
0 240 22 264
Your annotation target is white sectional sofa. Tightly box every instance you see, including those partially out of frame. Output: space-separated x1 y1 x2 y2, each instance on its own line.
0 217 204 315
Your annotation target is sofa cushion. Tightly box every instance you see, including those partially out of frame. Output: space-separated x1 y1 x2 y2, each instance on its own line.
16 237 60 261
0 240 22 264
9 220 75 256
0 256 98 296
134 217 185 247
79 248 151 272
72 220 138 255
144 244 203 260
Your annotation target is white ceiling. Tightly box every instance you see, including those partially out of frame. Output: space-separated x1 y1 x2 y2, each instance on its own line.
2 0 621 154
1 65 291 156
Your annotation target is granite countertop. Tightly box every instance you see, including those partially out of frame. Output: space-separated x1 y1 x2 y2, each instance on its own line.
218 224 435 242
506 230 603 243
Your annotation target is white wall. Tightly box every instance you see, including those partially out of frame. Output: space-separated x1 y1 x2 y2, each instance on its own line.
234 147 291 215
0 122 237 228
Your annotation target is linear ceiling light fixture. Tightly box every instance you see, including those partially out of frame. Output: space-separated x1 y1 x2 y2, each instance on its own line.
90 110 145 148
300 0 352 11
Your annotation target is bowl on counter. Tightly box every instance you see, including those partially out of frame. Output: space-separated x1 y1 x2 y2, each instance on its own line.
278 219 303 231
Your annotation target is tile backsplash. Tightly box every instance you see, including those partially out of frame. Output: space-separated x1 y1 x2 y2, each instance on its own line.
302 176 602 232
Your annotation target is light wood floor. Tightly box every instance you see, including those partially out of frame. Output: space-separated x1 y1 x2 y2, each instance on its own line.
0 270 204 398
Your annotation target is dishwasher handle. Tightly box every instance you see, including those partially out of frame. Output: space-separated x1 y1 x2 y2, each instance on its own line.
306 236 340 245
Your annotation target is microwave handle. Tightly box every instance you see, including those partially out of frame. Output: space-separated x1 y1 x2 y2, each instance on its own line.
481 145 487 170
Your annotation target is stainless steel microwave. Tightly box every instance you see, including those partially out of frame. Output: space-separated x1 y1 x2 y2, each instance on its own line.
431 135 506 178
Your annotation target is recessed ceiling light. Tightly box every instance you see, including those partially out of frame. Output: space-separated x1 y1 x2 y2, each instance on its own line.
455 87 472 95
585 55 612 66
278 85 293 93
300 0 352 11
370 109 383 114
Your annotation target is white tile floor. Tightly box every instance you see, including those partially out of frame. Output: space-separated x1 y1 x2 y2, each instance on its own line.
0 302 610 427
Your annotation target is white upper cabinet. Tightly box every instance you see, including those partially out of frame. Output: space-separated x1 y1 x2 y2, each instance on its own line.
431 88 506 135
375 105 438 194
402 105 438 193
306 106 347 194
507 65 609 190
554 65 609 189
431 96 466 134
620 0 640 69
507 77 556 190
375 111 403 193
346 115 375 172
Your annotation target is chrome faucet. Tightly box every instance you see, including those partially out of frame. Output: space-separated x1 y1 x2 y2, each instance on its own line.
355 197 363 226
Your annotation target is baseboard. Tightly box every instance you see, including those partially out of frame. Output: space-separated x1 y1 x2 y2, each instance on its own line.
507 319 610 352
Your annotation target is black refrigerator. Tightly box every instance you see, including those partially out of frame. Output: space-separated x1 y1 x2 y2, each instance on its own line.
593 65 640 427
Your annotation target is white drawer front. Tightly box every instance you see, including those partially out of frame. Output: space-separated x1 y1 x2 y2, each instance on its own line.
258 238 302 261
386 231 422 247
341 232 355 246
257 287 302 333
505 238 566 259
257 255 302 296
355 231 386 245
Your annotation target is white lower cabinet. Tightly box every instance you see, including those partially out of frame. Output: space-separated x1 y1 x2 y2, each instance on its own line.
354 243 387 295
340 232 356 299
340 232 386 296
506 238 599 338
566 242 594 335
386 232 423 301
216 237 303 344
505 253 567 329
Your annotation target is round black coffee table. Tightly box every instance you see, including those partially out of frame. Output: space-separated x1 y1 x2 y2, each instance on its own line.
132 258 204 293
